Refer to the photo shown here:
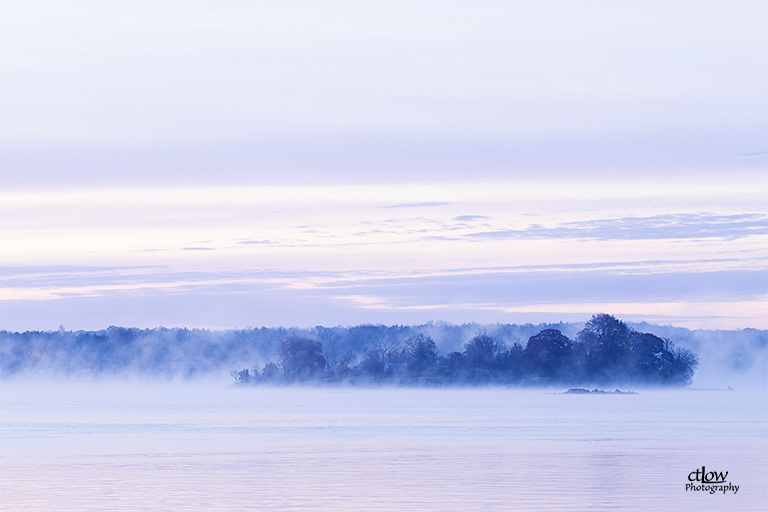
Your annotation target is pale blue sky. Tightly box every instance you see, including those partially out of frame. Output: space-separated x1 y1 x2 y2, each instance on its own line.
1 1 766 330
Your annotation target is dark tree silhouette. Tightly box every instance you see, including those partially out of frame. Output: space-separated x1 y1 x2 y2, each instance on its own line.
279 337 326 380
496 342 526 379
525 329 573 378
0 317 704 387
463 331 504 370
629 332 673 381
404 334 438 375
669 346 699 386
576 314 633 376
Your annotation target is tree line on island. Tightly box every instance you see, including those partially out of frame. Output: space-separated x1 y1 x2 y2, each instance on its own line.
0 314 705 385
232 314 698 386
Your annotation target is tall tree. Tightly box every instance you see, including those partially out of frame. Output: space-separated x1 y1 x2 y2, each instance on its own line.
576 314 633 376
404 334 438 375
279 337 326 381
629 332 672 381
463 331 504 370
525 329 573 379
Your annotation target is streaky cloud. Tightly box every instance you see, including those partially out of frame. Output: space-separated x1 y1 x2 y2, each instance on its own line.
453 215 489 221
467 213 767 241
239 239 274 245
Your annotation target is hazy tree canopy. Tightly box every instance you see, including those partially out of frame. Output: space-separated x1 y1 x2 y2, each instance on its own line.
1 317 712 386
569 314 700 385
231 368 251 384
670 346 699 385
579 314 632 344
630 332 672 378
261 362 280 381
525 329 573 378
359 348 387 379
463 332 504 370
404 334 438 374
233 315 698 385
279 337 326 381
577 313 633 374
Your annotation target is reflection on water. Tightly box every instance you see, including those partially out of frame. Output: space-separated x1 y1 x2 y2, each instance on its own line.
1 386 766 511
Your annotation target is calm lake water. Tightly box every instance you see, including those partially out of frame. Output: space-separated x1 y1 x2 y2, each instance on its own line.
1 384 766 511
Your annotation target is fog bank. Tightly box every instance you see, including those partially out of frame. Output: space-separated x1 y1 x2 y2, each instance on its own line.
2 320 765 390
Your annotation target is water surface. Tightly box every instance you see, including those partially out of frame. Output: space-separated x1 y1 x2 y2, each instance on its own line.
1 384 765 511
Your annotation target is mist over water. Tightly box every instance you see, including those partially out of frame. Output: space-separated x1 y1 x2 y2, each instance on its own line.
2 321 766 510
633 325 767 391
1 383 766 511
2 321 765 390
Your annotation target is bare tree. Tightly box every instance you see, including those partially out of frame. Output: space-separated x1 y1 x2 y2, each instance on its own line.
372 331 401 359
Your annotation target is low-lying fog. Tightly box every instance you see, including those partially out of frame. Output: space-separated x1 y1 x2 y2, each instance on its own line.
2 322 766 510
1 321 766 390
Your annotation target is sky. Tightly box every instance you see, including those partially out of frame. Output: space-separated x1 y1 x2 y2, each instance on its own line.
1 0 766 331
